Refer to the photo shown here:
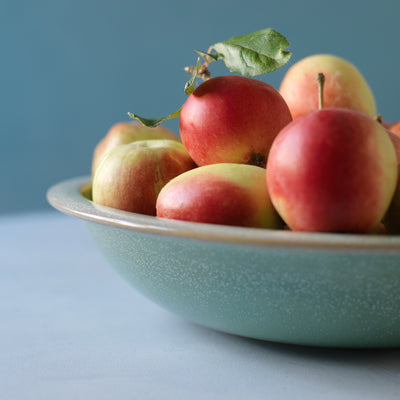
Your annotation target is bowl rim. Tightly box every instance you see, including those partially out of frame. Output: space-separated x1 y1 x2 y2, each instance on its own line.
47 176 400 253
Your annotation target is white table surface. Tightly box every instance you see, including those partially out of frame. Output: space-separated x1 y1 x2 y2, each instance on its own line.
1 210 400 400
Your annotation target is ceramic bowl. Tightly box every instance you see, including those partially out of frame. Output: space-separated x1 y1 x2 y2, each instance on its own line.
47 176 400 348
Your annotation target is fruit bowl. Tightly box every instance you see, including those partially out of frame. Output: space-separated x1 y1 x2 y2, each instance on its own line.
47 176 400 348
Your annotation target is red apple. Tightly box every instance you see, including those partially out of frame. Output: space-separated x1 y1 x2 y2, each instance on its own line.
389 120 400 137
92 140 196 215
266 108 398 233
279 54 376 119
179 75 292 168
156 163 283 228
92 121 179 176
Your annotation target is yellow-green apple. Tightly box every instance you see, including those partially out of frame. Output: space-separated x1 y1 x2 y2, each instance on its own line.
179 75 292 168
156 163 283 229
279 54 376 119
92 140 196 215
92 121 179 176
266 108 398 233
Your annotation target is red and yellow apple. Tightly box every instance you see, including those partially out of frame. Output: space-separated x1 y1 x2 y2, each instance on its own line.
179 75 292 168
156 163 283 229
92 139 196 215
92 121 179 176
279 54 376 119
266 108 398 233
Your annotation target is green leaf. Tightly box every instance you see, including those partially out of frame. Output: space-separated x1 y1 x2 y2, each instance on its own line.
211 28 292 77
127 107 182 128
184 57 201 95
127 28 291 128
195 50 220 62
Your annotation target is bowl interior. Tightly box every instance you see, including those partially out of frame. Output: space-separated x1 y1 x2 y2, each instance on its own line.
47 176 400 252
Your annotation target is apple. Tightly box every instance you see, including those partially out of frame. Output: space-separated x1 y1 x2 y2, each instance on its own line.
387 129 400 160
92 121 179 176
279 54 376 119
389 120 400 137
92 139 196 215
383 128 400 233
156 163 283 228
266 108 398 233
384 174 400 234
179 75 292 168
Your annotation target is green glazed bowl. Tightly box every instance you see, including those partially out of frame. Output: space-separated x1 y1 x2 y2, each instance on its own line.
47 176 400 348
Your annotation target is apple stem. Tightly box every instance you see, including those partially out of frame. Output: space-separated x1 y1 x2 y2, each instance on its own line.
316 73 325 110
184 46 214 82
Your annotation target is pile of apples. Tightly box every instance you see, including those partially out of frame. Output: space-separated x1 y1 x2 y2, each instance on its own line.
91 54 400 234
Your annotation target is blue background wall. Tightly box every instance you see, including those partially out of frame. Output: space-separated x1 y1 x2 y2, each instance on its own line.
2 0 399 214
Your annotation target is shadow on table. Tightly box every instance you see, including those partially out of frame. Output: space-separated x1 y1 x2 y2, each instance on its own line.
177 316 400 373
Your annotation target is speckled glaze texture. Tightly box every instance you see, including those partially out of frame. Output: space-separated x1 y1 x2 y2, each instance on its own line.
47 177 400 348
